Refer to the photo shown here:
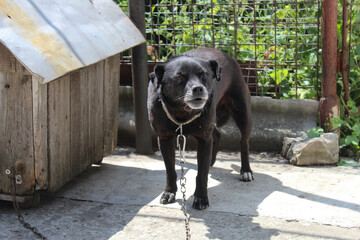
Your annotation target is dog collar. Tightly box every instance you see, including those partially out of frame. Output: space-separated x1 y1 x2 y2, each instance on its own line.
160 99 201 127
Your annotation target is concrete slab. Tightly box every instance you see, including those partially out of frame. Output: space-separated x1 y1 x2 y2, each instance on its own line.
118 87 319 152
1 147 360 239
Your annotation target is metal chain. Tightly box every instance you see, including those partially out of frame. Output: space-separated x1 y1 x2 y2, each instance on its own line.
176 125 191 240
5 168 47 240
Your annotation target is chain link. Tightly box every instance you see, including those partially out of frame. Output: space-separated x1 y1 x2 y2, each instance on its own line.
176 125 191 240
6 168 47 240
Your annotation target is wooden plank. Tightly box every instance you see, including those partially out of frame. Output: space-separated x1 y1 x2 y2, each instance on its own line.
0 72 35 195
79 68 90 172
32 78 48 190
0 43 31 75
0 72 9 194
70 71 81 178
48 75 71 192
88 62 104 164
103 54 120 156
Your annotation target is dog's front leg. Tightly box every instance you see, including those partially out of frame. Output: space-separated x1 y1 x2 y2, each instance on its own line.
159 137 177 204
193 137 212 210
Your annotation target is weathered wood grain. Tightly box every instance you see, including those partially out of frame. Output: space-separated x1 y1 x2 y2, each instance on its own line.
88 61 104 164
78 68 91 172
70 71 81 179
0 72 35 195
48 75 71 192
103 54 120 156
1 52 120 196
0 43 31 75
32 78 48 190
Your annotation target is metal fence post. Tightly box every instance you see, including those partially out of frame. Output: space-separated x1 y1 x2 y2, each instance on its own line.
129 0 153 154
342 0 350 111
319 0 340 131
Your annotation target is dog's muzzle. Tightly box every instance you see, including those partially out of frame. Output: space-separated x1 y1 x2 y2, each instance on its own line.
184 85 209 110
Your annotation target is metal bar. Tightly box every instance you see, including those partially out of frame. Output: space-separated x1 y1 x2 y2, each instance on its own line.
233 0 238 58
147 42 318 48
342 0 350 111
253 1 259 95
319 0 340 131
129 0 153 154
211 0 215 48
316 0 321 100
149 0 156 62
191 0 196 49
154 1 321 7
295 0 299 98
274 0 278 97
171 0 176 55
348 0 353 84
149 21 320 26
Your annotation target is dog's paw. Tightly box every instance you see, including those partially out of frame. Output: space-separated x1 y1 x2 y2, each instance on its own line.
160 192 176 204
192 196 209 210
240 171 254 182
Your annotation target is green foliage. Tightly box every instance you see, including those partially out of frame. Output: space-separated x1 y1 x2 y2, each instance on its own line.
333 1 360 158
337 1 360 107
306 126 324 139
116 0 321 99
331 98 360 158
151 1 320 99
337 158 360 167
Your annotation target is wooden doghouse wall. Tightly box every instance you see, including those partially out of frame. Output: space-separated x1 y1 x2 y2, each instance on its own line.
45 55 120 192
0 42 120 195
0 44 36 196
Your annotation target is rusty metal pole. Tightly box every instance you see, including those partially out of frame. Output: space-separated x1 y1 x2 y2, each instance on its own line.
319 0 340 131
342 0 350 112
129 0 153 154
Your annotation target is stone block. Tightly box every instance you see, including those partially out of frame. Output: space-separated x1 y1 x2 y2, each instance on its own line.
282 133 339 166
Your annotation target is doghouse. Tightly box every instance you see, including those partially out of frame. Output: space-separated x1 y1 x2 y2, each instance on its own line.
0 0 145 205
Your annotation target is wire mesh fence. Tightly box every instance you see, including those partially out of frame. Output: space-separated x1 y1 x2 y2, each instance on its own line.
116 0 359 100
347 0 360 104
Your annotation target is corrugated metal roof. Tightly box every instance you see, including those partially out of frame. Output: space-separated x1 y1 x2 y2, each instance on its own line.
0 0 145 83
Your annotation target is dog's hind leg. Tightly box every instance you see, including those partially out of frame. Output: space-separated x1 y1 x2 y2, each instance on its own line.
159 137 178 204
212 100 232 167
231 95 254 182
211 127 221 167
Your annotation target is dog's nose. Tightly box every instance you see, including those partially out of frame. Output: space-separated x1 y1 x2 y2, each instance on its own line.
192 86 204 95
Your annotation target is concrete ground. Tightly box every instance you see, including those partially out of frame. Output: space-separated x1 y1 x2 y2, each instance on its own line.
1 147 360 240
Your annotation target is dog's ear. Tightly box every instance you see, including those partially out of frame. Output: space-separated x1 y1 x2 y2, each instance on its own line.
149 72 156 83
154 64 165 87
209 60 221 81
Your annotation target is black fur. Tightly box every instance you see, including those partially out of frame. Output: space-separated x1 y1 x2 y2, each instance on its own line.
147 48 253 210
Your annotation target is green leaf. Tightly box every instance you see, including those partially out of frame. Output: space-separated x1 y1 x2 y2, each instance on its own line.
350 105 359 113
337 158 360 167
331 118 344 127
339 138 347 148
277 10 286 19
356 45 360 56
306 127 324 138
269 69 289 85
345 135 359 146
352 123 360 135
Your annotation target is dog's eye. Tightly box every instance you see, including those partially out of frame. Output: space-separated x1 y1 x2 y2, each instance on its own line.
176 73 185 80
201 72 209 80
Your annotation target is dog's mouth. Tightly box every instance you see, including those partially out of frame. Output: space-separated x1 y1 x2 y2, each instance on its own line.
185 97 207 110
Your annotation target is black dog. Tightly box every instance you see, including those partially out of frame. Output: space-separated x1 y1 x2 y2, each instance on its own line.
147 48 253 210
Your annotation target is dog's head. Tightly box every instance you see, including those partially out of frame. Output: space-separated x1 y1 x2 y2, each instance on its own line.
150 56 221 110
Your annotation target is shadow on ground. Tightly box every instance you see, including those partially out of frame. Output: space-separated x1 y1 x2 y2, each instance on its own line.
1 148 359 239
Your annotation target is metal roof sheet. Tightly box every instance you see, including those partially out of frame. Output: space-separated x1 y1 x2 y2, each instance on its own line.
0 0 145 84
